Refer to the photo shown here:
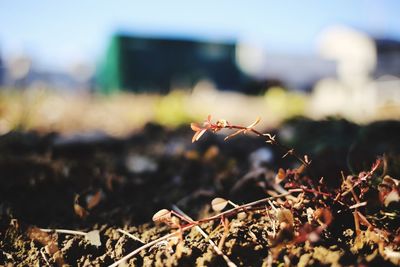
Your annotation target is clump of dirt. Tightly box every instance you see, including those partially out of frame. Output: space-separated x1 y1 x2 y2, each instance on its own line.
1 119 400 266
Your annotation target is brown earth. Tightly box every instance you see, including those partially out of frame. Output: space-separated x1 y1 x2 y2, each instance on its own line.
1 119 400 266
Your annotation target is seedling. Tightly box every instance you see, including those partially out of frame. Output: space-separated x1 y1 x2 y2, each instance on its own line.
172 205 237 267
152 208 193 227
108 189 302 267
191 115 311 166
108 116 399 266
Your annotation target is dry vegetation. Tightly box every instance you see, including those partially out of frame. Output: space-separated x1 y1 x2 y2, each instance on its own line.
1 115 400 266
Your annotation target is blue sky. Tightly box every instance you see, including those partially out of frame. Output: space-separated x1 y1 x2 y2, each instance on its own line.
1 0 400 71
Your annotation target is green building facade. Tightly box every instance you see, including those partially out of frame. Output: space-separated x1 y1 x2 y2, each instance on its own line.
96 34 244 94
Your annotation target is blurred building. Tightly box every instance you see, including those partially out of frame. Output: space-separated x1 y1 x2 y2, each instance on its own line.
311 25 400 121
2 30 399 95
4 53 33 88
375 39 400 78
1 52 93 91
256 53 336 91
97 34 247 94
97 33 340 94
0 53 3 86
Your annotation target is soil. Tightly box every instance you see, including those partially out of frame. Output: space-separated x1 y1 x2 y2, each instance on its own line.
1 118 400 266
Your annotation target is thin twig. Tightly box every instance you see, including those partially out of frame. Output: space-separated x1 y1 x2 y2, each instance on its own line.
117 229 145 244
192 116 311 167
231 125 309 167
40 247 50 266
108 189 302 267
349 202 367 209
266 208 276 239
353 211 361 236
172 205 237 267
40 228 86 236
218 218 229 251
108 226 193 267
198 189 303 223
342 160 381 197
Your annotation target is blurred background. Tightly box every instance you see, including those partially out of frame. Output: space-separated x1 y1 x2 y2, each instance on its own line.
1 0 400 136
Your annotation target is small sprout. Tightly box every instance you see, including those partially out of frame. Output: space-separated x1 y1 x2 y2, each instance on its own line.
277 208 294 227
152 209 172 223
192 116 310 167
211 198 229 211
272 209 295 246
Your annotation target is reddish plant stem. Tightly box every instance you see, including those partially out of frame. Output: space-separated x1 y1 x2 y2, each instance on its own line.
301 187 331 197
109 189 303 267
227 124 309 167
198 189 303 223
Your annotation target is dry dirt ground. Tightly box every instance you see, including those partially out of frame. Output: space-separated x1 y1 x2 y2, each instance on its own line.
1 118 400 266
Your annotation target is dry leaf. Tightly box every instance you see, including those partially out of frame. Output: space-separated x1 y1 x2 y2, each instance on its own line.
211 197 229 211
384 190 400 207
152 209 171 223
190 123 202 132
85 230 101 247
378 175 400 207
27 227 53 247
277 208 294 227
